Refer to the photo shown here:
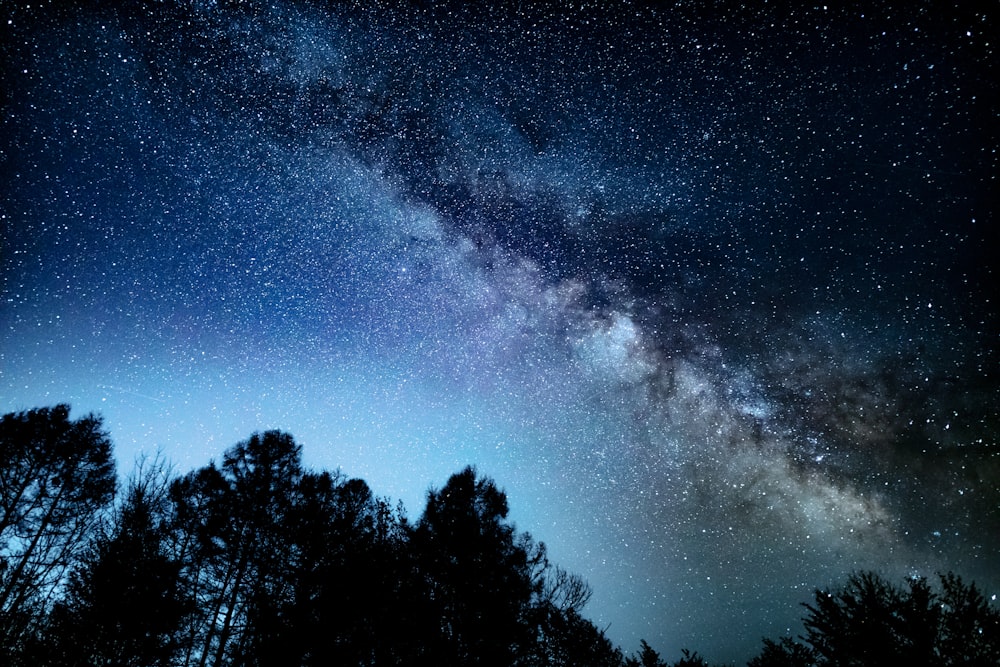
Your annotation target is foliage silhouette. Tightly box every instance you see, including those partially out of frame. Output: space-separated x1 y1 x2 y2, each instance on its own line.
169 430 306 667
670 647 712 667
0 405 116 660
799 570 1000 667
627 639 667 667
746 637 814 667
2 406 998 666
411 465 537 665
39 458 191 666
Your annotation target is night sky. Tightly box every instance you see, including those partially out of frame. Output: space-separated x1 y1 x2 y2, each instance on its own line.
2 1 997 662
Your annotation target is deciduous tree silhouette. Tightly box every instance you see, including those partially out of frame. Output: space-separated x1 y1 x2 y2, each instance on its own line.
0 405 115 657
530 602 624 667
7 406 998 667
804 571 908 664
39 458 191 666
936 572 1000 666
169 431 304 667
793 570 1000 667
540 563 593 613
262 472 409 666
411 466 537 666
168 463 230 667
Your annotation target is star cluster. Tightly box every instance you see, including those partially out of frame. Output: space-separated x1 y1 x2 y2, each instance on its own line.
1 2 997 662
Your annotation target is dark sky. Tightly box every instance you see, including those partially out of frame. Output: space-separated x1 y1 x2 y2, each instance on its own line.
2 1 997 662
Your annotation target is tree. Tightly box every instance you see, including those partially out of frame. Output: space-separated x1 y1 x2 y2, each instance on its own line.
747 636 815 667
248 471 409 666
801 570 1000 667
39 457 191 666
936 572 1000 666
168 430 304 667
803 571 909 665
633 639 667 667
530 603 624 667
411 466 538 666
168 463 230 667
669 648 710 667
0 405 116 655
518 535 625 667
540 563 593 614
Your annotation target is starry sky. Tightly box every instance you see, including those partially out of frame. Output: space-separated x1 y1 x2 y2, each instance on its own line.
1 1 997 662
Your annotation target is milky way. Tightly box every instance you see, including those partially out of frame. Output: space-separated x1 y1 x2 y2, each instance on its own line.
2 2 997 662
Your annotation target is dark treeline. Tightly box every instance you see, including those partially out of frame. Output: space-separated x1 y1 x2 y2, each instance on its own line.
1 406 997 666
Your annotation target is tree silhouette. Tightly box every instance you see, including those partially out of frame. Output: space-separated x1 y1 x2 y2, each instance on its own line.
411 466 538 665
746 636 815 667
169 431 304 667
540 562 593 613
625 639 667 667
168 463 231 667
625 641 723 667
530 603 624 667
797 570 1000 667
0 405 116 658
6 406 999 667
936 572 1000 666
260 471 409 666
39 458 191 666
528 546 624 666
803 571 911 664
670 647 711 667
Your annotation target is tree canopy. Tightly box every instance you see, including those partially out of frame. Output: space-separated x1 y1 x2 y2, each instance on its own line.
0 405 116 653
1 405 997 666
